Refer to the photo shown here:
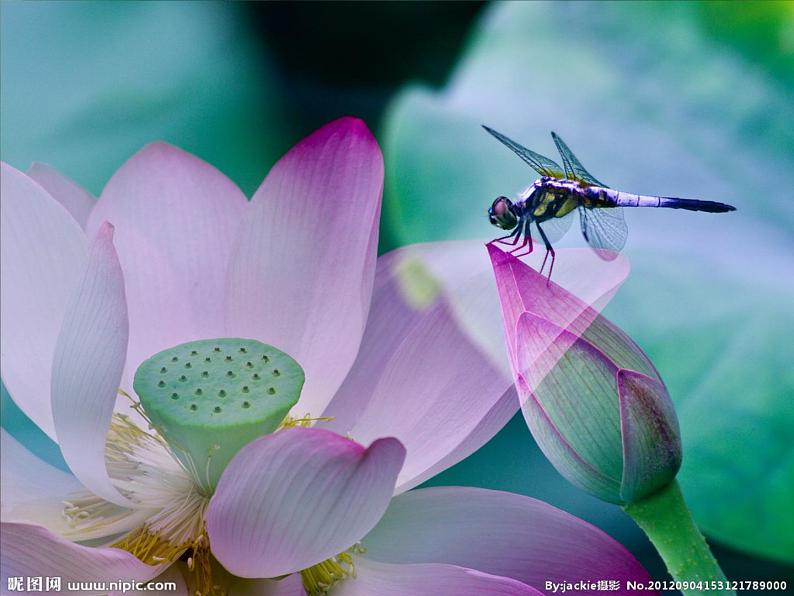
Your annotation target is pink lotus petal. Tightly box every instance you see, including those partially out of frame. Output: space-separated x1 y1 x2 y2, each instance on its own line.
0 523 163 594
0 162 87 439
51 223 133 507
1 430 82 532
515 310 680 504
322 245 516 492
578 314 662 382
395 386 519 493
226 118 384 417
361 486 655 595
206 427 404 578
514 315 623 501
335 558 541 595
86 143 247 386
618 370 681 502
487 243 628 373
345 303 508 492
27 162 95 229
0 432 147 542
393 241 511 377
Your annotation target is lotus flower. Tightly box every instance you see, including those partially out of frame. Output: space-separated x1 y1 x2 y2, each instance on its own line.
1 118 649 594
489 244 682 505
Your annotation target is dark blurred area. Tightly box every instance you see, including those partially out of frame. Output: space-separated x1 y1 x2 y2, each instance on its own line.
247 2 485 139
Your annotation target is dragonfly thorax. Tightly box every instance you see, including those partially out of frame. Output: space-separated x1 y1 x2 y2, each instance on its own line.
538 177 588 193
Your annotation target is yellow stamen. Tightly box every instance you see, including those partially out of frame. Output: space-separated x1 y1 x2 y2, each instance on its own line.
280 413 335 429
69 409 216 593
185 526 222 596
112 525 185 564
300 545 365 595
114 524 223 595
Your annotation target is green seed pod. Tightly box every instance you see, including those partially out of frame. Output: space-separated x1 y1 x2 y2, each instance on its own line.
134 338 304 491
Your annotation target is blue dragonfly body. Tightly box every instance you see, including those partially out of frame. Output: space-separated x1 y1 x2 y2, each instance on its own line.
484 126 736 277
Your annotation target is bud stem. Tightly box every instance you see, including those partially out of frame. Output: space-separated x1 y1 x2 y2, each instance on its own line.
623 480 734 595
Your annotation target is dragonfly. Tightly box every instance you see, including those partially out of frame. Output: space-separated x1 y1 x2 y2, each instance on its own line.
484 125 736 278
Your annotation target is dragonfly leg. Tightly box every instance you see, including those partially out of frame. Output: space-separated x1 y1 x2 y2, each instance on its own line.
536 222 556 283
507 221 529 254
511 219 534 257
494 224 522 246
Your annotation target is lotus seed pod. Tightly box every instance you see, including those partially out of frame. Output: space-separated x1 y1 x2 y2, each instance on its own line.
134 338 304 491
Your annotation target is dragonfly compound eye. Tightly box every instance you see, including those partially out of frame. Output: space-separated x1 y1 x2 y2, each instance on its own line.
489 196 518 230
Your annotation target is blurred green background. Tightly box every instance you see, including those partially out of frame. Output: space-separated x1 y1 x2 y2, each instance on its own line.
2 0 793 586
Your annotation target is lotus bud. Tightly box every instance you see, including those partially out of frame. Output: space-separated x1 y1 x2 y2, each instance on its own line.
489 245 681 504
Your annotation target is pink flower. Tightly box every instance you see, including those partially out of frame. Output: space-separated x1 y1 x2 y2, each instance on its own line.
1 118 648 594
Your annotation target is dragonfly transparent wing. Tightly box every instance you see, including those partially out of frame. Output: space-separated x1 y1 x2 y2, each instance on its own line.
550 132 606 187
578 206 627 260
483 126 565 179
534 209 575 244
550 132 627 257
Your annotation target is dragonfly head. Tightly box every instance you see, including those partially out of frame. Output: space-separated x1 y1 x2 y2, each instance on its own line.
488 196 519 230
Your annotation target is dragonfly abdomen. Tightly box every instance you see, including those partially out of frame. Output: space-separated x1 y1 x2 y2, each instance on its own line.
657 197 736 213
610 191 736 213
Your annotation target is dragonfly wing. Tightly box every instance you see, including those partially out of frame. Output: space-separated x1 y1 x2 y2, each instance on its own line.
551 132 606 187
483 125 565 179
578 206 627 260
534 209 575 244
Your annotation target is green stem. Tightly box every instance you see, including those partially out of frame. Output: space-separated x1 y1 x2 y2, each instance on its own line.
623 480 734 596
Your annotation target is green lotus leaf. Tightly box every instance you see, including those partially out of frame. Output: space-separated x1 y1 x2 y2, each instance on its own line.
1 1 287 196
